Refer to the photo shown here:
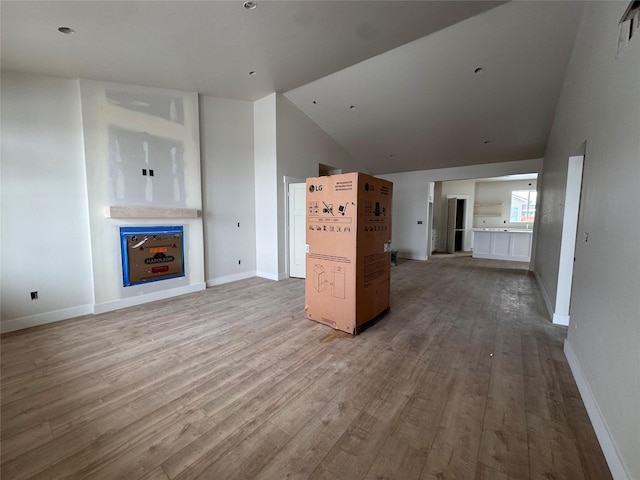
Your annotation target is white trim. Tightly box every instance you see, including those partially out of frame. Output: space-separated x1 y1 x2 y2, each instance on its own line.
1 304 94 333
256 270 280 281
284 177 306 279
534 270 555 321
206 271 256 286
555 155 584 319
552 313 570 326
399 254 428 261
94 283 206 314
564 339 631 480
445 194 471 251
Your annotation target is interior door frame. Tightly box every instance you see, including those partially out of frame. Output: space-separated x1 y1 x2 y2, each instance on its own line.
446 194 470 252
284 175 305 278
427 201 434 257
446 197 457 254
553 155 584 325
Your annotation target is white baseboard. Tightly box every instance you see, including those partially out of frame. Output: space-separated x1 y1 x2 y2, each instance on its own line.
94 283 206 314
564 339 630 480
534 270 569 326
256 270 280 281
207 271 256 286
552 312 570 326
534 270 555 321
1 304 94 334
398 254 428 261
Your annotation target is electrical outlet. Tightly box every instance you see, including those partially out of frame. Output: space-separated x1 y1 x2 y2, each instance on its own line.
30 291 38 300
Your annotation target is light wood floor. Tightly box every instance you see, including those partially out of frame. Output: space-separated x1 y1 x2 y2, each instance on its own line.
1 255 612 479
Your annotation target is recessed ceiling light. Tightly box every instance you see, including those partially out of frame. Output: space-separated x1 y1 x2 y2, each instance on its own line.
58 27 76 34
243 1 257 10
474 67 484 74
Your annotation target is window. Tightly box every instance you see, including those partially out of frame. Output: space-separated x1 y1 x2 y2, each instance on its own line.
510 190 536 223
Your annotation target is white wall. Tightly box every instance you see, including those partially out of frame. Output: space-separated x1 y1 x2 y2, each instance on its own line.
535 3 640 478
200 95 256 285
380 159 542 260
79 80 205 312
377 173 430 260
275 94 363 277
254 94 279 280
0 73 94 332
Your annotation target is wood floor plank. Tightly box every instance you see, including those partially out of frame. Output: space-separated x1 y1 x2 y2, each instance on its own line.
526 411 585 480
0 256 613 480
0 421 53 464
363 364 459 479
420 324 495 479
253 374 372 479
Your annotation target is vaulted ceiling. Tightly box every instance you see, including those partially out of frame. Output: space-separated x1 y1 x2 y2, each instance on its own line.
1 1 584 174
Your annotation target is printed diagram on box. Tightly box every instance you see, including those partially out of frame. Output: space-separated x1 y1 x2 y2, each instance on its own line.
363 225 388 232
338 202 355 216
312 265 347 299
309 201 320 216
309 201 355 217
364 201 386 217
309 224 351 233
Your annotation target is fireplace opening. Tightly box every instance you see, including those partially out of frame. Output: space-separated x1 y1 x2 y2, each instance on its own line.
120 226 185 287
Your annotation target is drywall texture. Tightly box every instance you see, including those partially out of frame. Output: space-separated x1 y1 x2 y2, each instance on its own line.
536 2 640 477
0 73 94 331
79 80 204 308
200 95 256 284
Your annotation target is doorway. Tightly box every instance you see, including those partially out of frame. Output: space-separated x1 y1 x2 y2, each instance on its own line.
446 196 468 254
285 178 306 279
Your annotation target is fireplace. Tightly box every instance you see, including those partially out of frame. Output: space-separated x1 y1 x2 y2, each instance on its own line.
120 226 185 286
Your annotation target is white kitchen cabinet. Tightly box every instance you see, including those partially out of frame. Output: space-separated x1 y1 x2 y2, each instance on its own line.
472 229 532 262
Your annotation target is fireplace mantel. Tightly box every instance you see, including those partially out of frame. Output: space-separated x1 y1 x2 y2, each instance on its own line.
105 205 200 219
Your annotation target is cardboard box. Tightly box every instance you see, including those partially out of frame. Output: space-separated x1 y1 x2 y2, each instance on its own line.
120 226 185 286
304 172 393 334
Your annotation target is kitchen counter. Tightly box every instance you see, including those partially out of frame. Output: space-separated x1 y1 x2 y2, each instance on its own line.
472 228 533 233
472 228 532 262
